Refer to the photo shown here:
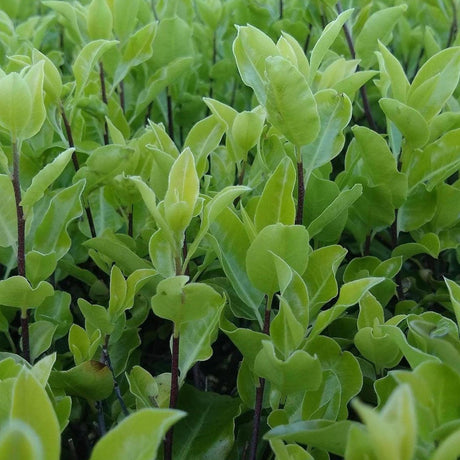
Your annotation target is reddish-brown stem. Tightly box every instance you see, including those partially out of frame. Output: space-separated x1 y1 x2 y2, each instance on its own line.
296 159 304 225
166 87 174 142
99 62 109 145
12 141 29 362
164 333 180 460
249 296 272 460
60 104 97 238
336 2 378 131
119 80 125 114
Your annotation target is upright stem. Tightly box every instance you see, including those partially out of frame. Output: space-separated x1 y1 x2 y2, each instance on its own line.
336 2 378 131
119 80 126 114
279 0 283 19
296 146 305 225
447 0 458 48
102 335 129 416
60 104 97 239
164 331 180 460
166 87 174 142
249 295 272 460
12 140 29 362
99 62 109 145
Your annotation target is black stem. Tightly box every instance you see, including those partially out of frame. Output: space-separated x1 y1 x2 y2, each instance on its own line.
249 300 271 460
119 80 126 114
164 333 180 460
303 22 313 53
103 335 129 416
296 159 304 225
364 233 371 256
336 2 378 131
279 0 283 19
145 102 153 126
99 62 109 145
12 141 29 363
60 104 97 239
95 400 106 436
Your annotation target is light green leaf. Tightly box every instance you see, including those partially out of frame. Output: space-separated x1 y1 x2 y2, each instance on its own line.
108 265 127 318
29 321 57 363
355 5 407 68
49 361 113 401
11 370 60 460
90 408 185 460
87 0 112 40
203 98 237 130
21 148 74 213
246 224 310 295
231 105 266 157
255 157 296 232
127 365 158 409
0 276 53 308
112 0 140 41
265 56 319 146
233 24 279 104
0 420 44 460
302 89 352 172
0 174 17 247
72 39 118 97
444 278 460 333
164 148 199 236
309 9 354 81
379 98 429 148
277 32 310 79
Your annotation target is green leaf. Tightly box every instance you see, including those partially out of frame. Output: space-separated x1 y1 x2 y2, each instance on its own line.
264 56 319 147
107 265 127 318
445 278 460 330
87 0 112 40
0 276 53 308
90 408 185 460
29 321 57 363
355 5 407 68
21 148 74 213
432 429 460 460
151 277 224 330
397 183 436 232
406 128 460 193
233 24 279 104
270 439 314 460
173 385 241 459
379 98 429 148
254 340 322 395
11 370 60 460
231 105 266 157
164 148 199 237
246 224 310 295
112 0 140 41
254 157 296 232
301 89 352 172
127 365 158 409
49 360 113 401
408 47 460 121
78 298 114 336
72 39 118 97
0 420 44 460
209 208 264 322
113 22 157 89
33 181 85 260
265 419 355 456
277 32 310 79
309 9 353 80
42 1 83 44
35 291 73 340
0 174 17 247
309 277 384 340
353 385 417 460
307 184 362 239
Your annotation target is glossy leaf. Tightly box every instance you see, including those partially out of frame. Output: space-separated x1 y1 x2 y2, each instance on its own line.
264 56 319 147
0 276 53 308
90 408 185 460
0 420 44 460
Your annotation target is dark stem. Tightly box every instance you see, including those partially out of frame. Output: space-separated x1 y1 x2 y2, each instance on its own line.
102 335 129 416
95 400 106 436
296 159 304 225
279 0 283 19
166 87 174 142
364 233 371 256
164 333 180 460
119 80 126 114
99 61 109 145
128 207 133 237
336 2 377 131
390 215 404 300
447 0 458 47
145 102 153 126
60 104 97 239
12 141 29 362
249 297 271 460
303 22 313 53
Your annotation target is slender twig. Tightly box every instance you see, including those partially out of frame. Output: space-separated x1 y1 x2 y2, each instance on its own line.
166 87 174 142
447 0 458 48
279 0 283 19
119 80 126 114
296 145 305 225
336 2 378 131
164 332 180 460
249 296 272 460
364 233 371 256
12 141 30 362
303 22 313 53
60 104 97 238
95 400 106 435
99 62 109 145
102 335 129 416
